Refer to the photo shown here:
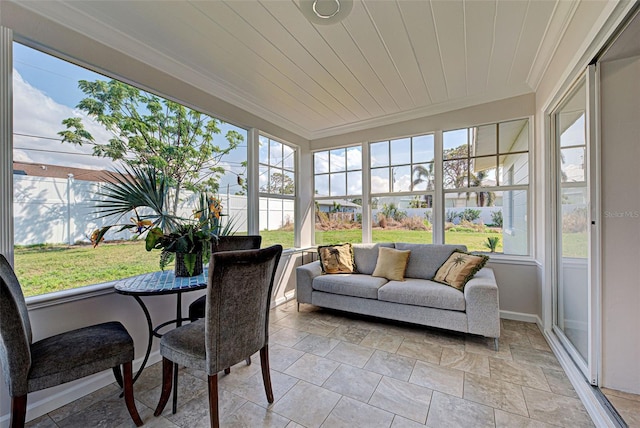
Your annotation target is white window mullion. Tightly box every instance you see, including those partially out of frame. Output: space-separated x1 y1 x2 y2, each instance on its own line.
433 130 444 244
0 26 13 263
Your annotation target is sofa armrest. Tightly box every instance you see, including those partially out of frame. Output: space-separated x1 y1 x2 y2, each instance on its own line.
296 261 323 304
464 267 500 338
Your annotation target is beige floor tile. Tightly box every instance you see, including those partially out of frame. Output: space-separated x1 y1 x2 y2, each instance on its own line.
489 358 551 391
494 409 556 428
322 363 382 402
361 330 404 353
325 341 375 368
440 348 490 377
391 415 429 428
523 387 595 428
541 367 579 398
465 335 513 360
328 323 372 344
321 396 395 428
601 387 640 402
606 394 640 427
409 360 464 397
396 340 443 364
48 383 121 423
364 349 416 381
510 344 561 370
25 415 59 428
56 395 150 428
115 402 179 428
463 372 528 416
270 327 310 348
268 344 305 372
527 331 552 352
369 376 432 424
426 391 494 428
292 333 341 357
221 400 291 428
224 369 298 407
284 353 340 385
271 381 341 428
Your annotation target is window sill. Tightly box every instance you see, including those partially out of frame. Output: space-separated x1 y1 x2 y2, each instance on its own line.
26 279 120 310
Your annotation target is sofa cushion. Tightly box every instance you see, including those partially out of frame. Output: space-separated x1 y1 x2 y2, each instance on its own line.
372 247 411 281
353 243 395 275
433 250 489 291
313 274 388 299
378 278 466 311
318 243 356 274
395 243 467 280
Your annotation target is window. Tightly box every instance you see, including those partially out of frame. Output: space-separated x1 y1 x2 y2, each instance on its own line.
443 119 529 255
12 42 247 296
369 134 434 244
259 135 296 249
314 146 362 245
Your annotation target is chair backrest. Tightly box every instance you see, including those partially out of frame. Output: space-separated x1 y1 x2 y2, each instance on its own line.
204 245 282 373
212 235 262 253
0 254 33 396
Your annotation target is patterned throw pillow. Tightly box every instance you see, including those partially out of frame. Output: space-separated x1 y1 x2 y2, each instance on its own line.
371 247 411 281
433 250 489 291
318 243 356 274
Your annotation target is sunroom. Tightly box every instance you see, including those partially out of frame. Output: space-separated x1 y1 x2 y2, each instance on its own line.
0 1 638 427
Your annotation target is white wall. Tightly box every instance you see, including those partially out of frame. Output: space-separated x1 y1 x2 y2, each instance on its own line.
599 54 640 394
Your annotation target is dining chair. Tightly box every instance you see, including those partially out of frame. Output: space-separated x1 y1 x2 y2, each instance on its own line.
154 245 283 427
0 254 144 428
187 235 262 322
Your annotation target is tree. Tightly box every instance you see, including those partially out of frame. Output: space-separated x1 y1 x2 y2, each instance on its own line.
59 79 243 215
261 172 294 195
412 163 434 208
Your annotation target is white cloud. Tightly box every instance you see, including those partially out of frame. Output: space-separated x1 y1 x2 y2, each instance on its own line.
13 70 118 170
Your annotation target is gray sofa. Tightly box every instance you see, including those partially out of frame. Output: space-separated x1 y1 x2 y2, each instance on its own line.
296 243 500 349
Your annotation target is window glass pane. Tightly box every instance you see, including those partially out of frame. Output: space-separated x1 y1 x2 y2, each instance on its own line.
559 80 586 148
259 165 269 192
370 167 390 194
443 128 468 159
315 198 362 245
330 148 347 172
444 190 524 254
270 140 283 168
283 144 295 170
499 153 528 185
259 136 269 163
499 119 529 153
560 147 586 183
412 134 434 163
412 163 434 191
347 171 362 195
314 151 329 174
370 141 389 167
330 172 347 196
282 170 295 195
346 146 362 170
315 174 329 197
391 165 411 192
371 196 432 244
472 124 496 157
390 138 411 165
259 196 295 249
470 156 497 187
443 159 468 189
13 43 249 295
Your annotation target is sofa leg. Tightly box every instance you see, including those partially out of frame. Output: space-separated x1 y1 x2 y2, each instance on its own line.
297 302 300 312
494 338 499 352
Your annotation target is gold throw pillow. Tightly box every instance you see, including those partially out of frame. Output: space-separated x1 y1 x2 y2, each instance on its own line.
372 247 411 281
318 243 356 274
433 250 489 291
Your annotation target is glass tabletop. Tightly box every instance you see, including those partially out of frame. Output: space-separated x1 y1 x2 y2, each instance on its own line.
114 267 208 296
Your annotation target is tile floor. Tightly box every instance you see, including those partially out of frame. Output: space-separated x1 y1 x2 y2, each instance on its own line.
601 387 640 427
26 301 597 428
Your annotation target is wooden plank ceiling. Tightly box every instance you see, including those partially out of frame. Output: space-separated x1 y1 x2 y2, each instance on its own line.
13 0 573 140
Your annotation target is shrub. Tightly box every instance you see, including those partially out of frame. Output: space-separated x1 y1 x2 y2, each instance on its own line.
459 208 481 222
484 236 500 252
401 215 430 231
446 210 460 223
563 207 589 233
490 210 503 228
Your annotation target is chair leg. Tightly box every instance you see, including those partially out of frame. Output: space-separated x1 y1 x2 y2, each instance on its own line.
10 395 27 428
154 357 174 417
112 366 124 388
207 374 219 428
122 362 144 427
259 345 274 403
224 367 231 375
246 356 252 366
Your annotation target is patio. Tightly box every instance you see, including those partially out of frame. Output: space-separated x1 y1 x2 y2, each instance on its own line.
25 301 592 428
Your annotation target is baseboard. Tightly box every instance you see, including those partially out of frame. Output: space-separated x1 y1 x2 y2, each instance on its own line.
274 290 296 307
500 310 543 329
0 351 162 427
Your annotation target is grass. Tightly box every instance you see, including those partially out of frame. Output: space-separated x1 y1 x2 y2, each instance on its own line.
18 229 584 297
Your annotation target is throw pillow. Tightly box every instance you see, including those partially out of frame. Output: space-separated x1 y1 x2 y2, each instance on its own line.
372 247 411 281
433 250 489 291
318 243 356 274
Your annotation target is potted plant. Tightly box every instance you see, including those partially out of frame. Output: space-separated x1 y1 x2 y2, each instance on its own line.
90 166 234 276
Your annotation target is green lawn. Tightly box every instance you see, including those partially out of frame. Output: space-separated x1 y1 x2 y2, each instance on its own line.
15 229 519 297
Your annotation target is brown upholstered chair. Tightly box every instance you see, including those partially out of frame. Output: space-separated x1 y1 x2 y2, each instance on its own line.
154 245 282 427
0 254 143 428
187 235 262 322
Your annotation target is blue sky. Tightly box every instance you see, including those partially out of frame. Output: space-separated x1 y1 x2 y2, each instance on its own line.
12 42 247 194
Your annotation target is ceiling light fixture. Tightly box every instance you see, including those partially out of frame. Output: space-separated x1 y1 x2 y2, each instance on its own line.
300 0 353 25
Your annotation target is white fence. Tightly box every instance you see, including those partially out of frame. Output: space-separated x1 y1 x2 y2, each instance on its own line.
13 175 280 246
